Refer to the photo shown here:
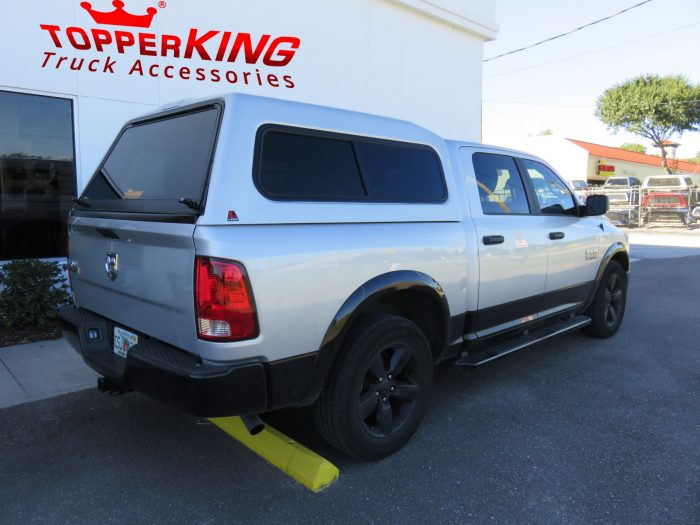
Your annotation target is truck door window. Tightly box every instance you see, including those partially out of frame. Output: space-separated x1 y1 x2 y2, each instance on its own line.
522 160 577 215
472 153 530 215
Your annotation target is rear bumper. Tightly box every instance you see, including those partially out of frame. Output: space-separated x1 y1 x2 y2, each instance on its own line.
58 305 315 417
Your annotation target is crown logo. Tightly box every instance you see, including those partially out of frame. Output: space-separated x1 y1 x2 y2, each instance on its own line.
80 1 157 28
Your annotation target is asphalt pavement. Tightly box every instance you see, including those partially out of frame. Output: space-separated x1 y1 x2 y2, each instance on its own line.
1 249 698 524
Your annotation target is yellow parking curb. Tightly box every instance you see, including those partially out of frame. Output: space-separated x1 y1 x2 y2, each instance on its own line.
209 416 339 492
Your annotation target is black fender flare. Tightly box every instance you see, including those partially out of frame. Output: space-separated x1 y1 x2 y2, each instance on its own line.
299 270 449 405
584 242 629 310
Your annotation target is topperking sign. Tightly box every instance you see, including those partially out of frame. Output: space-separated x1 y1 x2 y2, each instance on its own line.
38 0 301 89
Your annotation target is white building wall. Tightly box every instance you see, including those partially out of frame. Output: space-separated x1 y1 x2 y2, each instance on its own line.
0 0 496 189
494 136 590 181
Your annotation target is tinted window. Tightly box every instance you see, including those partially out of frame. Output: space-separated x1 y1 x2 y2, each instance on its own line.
83 107 219 206
356 141 445 201
257 131 364 199
256 128 446 202
522 160 577 215
472 153 530 214
0 91 76 260
647 177 681 187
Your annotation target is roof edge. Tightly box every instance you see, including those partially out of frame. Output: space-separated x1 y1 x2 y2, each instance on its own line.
566 138 700 173
384 0 498 40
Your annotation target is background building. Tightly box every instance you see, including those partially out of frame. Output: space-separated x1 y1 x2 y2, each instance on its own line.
502 136 700 185
0 0 497 260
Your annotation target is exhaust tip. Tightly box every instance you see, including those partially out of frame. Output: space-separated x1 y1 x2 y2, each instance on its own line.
240 414 265 435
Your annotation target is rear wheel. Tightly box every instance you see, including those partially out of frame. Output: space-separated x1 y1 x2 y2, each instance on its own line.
583 260 627 338
313 314 433 460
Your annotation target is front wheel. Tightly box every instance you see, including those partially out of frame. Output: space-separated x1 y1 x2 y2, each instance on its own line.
583 260 627 338
313 314 433 460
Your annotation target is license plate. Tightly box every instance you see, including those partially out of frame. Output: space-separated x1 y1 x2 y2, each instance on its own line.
113 327 138 358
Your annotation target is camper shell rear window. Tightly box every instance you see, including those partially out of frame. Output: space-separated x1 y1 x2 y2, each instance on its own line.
77 103 222 215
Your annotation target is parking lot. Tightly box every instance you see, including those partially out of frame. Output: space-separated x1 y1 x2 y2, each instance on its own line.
1 234 698 524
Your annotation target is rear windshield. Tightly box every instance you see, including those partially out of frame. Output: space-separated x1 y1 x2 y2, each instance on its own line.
647 177 682 187
79 106 220 213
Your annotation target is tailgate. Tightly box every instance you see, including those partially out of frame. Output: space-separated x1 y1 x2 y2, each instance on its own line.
69 216 197 351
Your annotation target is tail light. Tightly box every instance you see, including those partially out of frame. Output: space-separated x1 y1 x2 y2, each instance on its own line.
195 257 258 342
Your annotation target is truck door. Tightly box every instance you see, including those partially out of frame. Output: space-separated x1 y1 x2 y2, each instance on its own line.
461 150 548 337
518 159 601 313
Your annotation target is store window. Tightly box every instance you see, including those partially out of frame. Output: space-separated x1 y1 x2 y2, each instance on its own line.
0 91 76 260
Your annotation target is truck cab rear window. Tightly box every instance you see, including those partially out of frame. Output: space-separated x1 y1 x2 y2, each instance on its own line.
81 106 220 212
255 127 446 202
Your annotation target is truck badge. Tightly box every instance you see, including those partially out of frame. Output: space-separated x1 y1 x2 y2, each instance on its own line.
105 252 119 280
585 248 598 261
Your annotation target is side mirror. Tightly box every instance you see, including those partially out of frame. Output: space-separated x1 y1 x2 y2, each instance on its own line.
585 194 609 216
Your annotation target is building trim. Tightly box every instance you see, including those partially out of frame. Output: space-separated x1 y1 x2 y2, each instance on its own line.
385 0 498 40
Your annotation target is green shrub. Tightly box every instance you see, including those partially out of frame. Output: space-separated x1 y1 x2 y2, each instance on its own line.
0 259 70 331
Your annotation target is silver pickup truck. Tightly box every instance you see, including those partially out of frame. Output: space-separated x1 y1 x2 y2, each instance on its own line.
60 94 629 460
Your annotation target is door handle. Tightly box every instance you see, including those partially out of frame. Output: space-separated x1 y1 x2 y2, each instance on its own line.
549 231 565 240
483 235 505 245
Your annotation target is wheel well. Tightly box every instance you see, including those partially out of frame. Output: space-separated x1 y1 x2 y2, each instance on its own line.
346 289 446 361
611 251 629 272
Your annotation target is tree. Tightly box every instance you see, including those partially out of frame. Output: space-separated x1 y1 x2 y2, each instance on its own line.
595 74 700 174
619 143 646 154
537 129 553 136
687 151 700 165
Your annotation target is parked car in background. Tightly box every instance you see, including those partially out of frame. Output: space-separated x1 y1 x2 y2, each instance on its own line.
641 175 698 206
603 176 642 189
640 192 695 227
601 178 641 224
569 179 589 202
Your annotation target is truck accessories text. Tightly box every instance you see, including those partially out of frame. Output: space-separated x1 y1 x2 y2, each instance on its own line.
38 1 300 89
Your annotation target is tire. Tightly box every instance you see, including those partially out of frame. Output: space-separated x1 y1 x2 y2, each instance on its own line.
313 314 433 460
583 260 627 338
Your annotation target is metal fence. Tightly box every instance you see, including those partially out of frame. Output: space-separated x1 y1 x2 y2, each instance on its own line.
586 186 700 228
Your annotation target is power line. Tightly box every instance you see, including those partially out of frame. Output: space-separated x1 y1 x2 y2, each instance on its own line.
483 98 700 108
483 0 655 62
485 21 700 78
483 100 594 107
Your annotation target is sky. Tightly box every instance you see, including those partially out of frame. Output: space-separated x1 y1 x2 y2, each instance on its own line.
481 0 700 159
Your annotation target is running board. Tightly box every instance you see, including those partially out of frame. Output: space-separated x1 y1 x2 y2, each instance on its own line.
455 315 591 367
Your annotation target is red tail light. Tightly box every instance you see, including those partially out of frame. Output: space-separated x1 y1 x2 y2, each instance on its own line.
195 257 258 342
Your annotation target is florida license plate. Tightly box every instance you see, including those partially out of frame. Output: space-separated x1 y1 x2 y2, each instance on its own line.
113 327 138 358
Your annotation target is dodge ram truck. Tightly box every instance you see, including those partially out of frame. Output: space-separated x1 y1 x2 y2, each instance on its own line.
59 94 629 460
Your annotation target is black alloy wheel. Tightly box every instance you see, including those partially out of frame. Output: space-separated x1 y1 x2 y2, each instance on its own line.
313 314 433 460
603 270 624 327
359 343 419 438
584 260 627 338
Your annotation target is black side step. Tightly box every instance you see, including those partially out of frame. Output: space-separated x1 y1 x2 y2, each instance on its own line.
455 315 591 367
